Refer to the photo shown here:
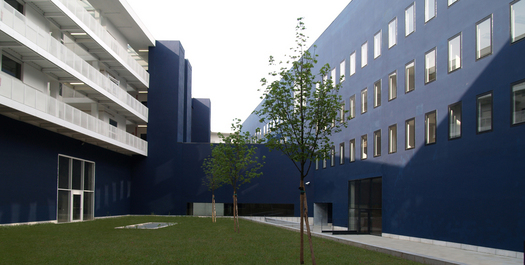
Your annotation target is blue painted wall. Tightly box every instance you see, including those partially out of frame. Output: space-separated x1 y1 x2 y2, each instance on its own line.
191 98 211 143
0 115 133 224
243 0 525 252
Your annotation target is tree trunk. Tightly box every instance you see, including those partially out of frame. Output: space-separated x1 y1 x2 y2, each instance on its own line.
299 179 305 264
303 193 316 265
233 194 239 233
212 194 216 223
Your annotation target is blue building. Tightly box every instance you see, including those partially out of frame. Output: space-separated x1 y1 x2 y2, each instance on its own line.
243 0 525 257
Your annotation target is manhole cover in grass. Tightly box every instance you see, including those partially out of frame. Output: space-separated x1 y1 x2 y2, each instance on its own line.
115 222 177 229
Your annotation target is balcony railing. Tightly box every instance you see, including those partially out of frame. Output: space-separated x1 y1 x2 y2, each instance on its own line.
0 1 148 120
55 0 150 85
0 72 147 155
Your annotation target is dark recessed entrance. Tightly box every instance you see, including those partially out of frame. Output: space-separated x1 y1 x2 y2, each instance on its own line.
348 177 382 236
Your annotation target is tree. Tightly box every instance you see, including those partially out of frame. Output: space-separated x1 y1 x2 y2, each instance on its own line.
254 18 347 264
206 118 265 232
202 156 222 223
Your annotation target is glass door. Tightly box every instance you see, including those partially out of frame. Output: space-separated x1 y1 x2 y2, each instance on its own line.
348 177 382 235
71 190 83 221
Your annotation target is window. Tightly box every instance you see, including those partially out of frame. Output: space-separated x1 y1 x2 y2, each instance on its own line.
388 72 397 100
425 48 436 83
449 102 462 139
477 92 492 132
388 124 397 154
315 157 319 170
323 155 327 169
361 42 368 67
340 60 346 82
2 55 22 80
6 0 23 13
512 82 525 125
349 139 356 162
331 68 336 84
405 61 415 93
406 118 415 149
361 88 368 113
373 130 381 157
374 31 382 58
476 16 492 59
361 135 368 160
340 101 345 122
349 95 356 119
511 0 525 42
425 0 436 22
448 34 462 72
405 3 415 36
388 18 397 48
331 146 335 167
425 111 437 144
340 143 345 165
374 80 381 107
448 0 458 6
350 52 356 76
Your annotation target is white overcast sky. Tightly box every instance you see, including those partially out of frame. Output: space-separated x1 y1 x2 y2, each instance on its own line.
125 0 351 132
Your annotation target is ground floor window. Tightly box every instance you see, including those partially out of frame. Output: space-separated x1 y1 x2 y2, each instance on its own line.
348 177 382 235
512 82 525 125
57 155 95 223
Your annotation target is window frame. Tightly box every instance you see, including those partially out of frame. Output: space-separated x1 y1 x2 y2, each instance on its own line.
477 91 493 133
425 48 437 84
448 33 462 73
511 0 525 43
2 54 23 80
340 101 346 122
340 143 345 165
388 124 397 154
361 88 368 114
349 95 356 119
361 134 368 160
476 15 493 60
405 3 415 37
425 0 436 23
349 139 356 163
330 146 336 167
340 59 346 82
350 52 356 76
405 61 415 93
361 42 368 68
511 80 525 126
448 102 463 139
374 79 381 108
374 30 382 59
388 71 397 101
373 130 381 157
405 118 416 150
425 110 437 145
388 18 397 48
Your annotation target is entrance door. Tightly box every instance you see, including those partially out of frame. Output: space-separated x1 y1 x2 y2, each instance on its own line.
71 190 83 222
348 177 382 235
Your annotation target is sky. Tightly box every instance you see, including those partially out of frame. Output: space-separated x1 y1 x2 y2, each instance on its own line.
125 0 352 133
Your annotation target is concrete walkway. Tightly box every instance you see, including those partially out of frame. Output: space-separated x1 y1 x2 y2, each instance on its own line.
243 217 523 265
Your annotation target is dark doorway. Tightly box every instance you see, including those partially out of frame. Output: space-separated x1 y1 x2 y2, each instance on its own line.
348 177 382 235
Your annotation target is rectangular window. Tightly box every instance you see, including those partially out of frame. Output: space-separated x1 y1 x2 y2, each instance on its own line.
349 139 356 162
349 95 356 119
315 157 319 170
361 88 368 113
511 0 525 42
405 3 415 36
448 0 458 6
2 55 22 80
449 102 462 139
340 101 345 122
331 68 336 84
425 48 436 83
361 135 368 160
388 18 397 48
477 92 493 132
448 34 462 72
374 80 381 107
361 42 368 67
512 82 525 125
425 111 437 144
388 124 397 154
476 16 492 59
406 118 415 149
340 60 346 82
331 146 335 167
374 31 382 58
373 130 381 157
340 143 345 165
6 0 24 13
405 61 415 93
425 0 436 22
389 72 397 100
350 52 356 76
323 155 327 169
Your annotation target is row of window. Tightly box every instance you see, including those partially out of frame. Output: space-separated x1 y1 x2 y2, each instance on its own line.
317 80 525 169
330 0 524 88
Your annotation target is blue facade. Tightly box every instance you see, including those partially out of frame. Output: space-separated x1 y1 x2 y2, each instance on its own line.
243 0 525 253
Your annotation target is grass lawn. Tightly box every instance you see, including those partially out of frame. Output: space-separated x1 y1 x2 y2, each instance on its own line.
0 216 422 264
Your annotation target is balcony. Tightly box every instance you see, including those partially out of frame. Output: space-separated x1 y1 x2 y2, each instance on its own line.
0 1 148 123
0 72 147 156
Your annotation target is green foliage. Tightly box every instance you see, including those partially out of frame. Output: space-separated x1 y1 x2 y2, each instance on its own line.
255 17 348 179
206 118 265 193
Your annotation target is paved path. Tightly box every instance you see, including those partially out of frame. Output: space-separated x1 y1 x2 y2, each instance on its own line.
243 217 523 265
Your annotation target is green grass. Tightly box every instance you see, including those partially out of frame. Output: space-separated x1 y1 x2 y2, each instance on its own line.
0 216 421 264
